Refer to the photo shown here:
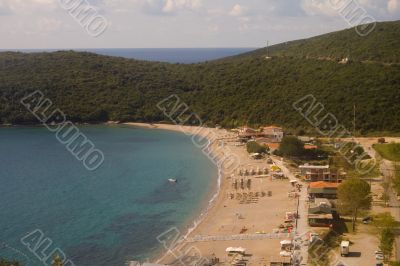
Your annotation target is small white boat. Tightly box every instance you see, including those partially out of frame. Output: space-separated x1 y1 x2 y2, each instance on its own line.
168 178 178 183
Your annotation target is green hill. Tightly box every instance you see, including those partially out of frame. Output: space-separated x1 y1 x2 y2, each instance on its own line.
0 20 400 135
235 20 400 64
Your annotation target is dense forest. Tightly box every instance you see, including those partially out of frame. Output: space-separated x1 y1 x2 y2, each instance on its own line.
0 20 399 134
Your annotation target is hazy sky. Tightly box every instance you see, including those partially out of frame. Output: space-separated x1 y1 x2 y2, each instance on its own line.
0 0 399 49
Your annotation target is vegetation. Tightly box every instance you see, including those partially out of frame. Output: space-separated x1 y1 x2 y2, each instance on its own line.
393 163 400 195
0 254 65 266
337 178 372 231
246 141 267 154
373 212 397 229
275 136 305 157
374 143 400 161
53 255 63 266
373 212 398 259
380 228 395 262
325 141 379 179
0 21 399 133
238 20 400 63
382 181 391 206
0 259 22 266
274 136 327 159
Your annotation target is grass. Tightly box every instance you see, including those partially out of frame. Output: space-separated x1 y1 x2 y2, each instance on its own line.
373 143 400 162
393 164 400 195
347 159 380 179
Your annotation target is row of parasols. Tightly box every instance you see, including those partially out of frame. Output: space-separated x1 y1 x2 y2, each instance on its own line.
231 178 251 190
237 167 269 176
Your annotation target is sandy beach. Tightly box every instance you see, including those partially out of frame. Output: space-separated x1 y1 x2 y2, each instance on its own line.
125 123 298 265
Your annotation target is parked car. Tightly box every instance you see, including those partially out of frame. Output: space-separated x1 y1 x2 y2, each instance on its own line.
363 216 373 224
375 250 384 261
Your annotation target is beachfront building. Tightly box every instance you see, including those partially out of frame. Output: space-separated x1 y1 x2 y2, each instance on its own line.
299 164 346 183
308 181 339 199
308 213 333 227
237 125 284 143
308 198 334 227
237 127 263 141
261 126 283 143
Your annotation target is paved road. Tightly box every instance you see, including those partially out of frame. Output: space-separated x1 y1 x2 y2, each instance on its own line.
272 157 310 265
355 139 400 260
380 159 400 260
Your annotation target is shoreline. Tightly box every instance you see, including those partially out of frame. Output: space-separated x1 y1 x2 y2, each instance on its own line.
2 122 400 137
124 123 227 263
124 123 297 265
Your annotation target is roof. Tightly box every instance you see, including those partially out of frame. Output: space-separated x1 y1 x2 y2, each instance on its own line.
263 126 283 131
299 165 329 169
304 145 318 150
314 198 332 207
309 198 332 214
309 181 339 189
264 142 280 150
341 241 350 247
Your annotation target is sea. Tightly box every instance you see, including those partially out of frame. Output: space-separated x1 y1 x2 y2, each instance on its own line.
0 125 219 266
0 48 256 64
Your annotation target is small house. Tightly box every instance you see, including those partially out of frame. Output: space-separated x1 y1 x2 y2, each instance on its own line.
308 181 339 199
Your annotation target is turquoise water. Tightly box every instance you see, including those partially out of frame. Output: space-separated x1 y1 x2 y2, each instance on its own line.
0 125 218 266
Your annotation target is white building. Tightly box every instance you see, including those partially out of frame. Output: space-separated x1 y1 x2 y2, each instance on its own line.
262 126 284 143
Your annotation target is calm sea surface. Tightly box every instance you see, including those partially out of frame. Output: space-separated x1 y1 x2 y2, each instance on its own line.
0 125 218 265
1 48 256 63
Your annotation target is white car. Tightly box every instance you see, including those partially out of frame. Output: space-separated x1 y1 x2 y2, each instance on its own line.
375 251 384 260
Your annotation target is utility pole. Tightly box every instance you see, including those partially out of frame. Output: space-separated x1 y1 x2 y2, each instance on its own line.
353 104 356 137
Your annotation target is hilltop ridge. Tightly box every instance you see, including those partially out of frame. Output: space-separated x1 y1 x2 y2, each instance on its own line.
0 20 399 134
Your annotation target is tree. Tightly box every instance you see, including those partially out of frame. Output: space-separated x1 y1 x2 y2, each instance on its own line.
374 213 397 230
276 136 305 157
337 178 372 231
382 181 391 206
380 228 395 262
374 213 397 262
246 141 267 154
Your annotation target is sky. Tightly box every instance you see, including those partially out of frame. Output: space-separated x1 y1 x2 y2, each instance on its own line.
0 0 399 49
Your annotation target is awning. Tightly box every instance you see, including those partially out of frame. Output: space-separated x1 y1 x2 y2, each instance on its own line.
280 240 292 245
226 247 246 253
307 213 333 219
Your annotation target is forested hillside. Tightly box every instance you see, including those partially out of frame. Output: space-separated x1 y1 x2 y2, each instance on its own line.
236 20 400 64
0 21 399 134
